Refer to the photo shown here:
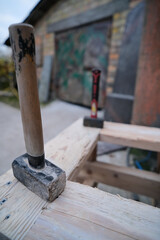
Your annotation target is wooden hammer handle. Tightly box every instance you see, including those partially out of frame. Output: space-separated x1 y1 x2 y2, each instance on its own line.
91 69 101 119
9 24 44 162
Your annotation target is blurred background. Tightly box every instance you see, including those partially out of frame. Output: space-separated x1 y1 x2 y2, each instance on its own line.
0 0 159 205
1 0 160 126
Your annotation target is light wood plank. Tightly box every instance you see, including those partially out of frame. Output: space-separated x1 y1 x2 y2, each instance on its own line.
25 181 160 240
0 119 99 240
0 170 15 198
82 178 96 186
100 121 160 151
0 182 46 240
1 119 160 240
45 119 99 179
80 161 160 199
72 145 97 185
79 146 97 186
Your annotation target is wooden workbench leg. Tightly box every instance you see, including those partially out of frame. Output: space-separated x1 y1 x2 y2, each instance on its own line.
88 145 97 163
153 153 160 207
75 145 97 187
83 146 97 187
157 152 160 173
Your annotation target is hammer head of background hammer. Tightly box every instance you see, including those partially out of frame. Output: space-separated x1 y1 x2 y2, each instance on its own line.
12 153 66 202
83 116 104 128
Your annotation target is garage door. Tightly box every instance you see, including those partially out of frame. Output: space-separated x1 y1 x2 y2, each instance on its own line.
55 19 111 107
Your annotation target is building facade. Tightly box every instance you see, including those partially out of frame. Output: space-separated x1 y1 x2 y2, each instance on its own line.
6 0 147 123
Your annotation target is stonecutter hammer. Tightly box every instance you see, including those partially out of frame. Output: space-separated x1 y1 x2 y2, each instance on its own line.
83 69 104 128
9 23 66 202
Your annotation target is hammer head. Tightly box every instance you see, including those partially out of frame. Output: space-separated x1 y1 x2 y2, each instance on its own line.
12 154 66 202
83 116 103 128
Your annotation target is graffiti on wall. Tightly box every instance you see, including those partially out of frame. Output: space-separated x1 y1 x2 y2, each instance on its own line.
55 20 111 107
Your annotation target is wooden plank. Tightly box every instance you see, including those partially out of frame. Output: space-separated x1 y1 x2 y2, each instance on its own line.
100 121 160 151
80 161 160 199
0 170 15 198
113 1 145 96
0 182 46 240
81 146 97 186
73 145 97 186
72 145 97 181
105 1 145 123
82 178 97 187
132 0 160 127
47 0 129 33
157 152 160 173
45 119 99 179
0 119 99 240
25 181 160 240
38 55 53 103
1 119 160 239
35 35 43 67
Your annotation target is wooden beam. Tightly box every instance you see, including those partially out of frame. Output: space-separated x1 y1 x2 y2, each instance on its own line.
82 178 97 187
100 121 160 151
47 0 129 33
45 119 99 179
81 146 97 187
72 144 97 184
24 181 160 240
157 153 160 173
81 161 160 199
1 119 160 239
0 119 100 239
0 169 15 198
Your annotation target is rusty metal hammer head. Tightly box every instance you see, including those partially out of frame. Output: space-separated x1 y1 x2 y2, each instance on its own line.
9 23 66 202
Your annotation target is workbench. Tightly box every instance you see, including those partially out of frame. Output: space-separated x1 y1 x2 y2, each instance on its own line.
0 119 160 240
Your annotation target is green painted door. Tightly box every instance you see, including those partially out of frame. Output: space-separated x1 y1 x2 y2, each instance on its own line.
55 20 111 107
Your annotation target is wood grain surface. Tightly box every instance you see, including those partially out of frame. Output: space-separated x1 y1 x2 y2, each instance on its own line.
81 161 160 199
0 119 99 239
100 121 160 151
25 181 160 240
9 24 44 157
0 119 160 239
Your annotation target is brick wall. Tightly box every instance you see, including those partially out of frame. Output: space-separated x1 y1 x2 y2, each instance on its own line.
35 0 112 58
34 0 143 95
